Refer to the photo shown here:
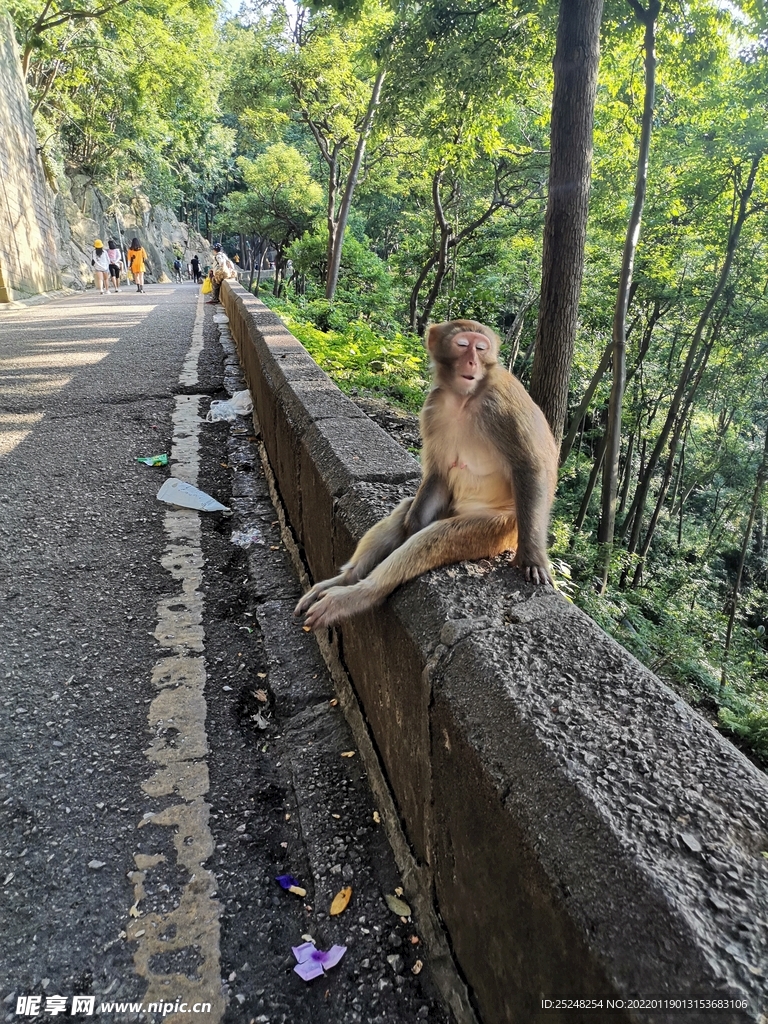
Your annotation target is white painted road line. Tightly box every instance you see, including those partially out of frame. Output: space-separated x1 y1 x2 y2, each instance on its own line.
127 294 224 1022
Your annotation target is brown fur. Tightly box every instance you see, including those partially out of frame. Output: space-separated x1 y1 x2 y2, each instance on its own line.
295 320 558 629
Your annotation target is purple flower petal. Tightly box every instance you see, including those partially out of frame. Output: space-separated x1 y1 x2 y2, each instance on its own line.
276 874 301 890
318 945 346 970
294 959 325 981
292 942 317 963
291 942 347 982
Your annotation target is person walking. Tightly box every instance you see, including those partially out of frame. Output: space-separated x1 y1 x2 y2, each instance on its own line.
206 243 237 305
106 240 124 293
190 254 201 283
173 257 183 283
91 240 110 295
127 237 149 293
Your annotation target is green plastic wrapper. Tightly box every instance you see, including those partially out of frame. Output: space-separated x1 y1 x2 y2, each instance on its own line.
136 454 169 466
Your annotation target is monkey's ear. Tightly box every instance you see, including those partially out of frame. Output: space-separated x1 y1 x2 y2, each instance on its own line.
425 323 443 355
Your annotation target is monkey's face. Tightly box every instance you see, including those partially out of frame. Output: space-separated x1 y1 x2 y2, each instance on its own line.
448 331 495 395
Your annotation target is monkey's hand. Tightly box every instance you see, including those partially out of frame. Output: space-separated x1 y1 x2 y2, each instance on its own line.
294 568 357 619
294 581 332 618
302 580 378 631
512 553 553 587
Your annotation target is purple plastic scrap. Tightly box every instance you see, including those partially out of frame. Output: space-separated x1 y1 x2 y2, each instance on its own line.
292 941 347 982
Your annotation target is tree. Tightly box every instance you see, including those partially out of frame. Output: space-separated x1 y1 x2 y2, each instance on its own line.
217 144 324 293
597 0 660 591
530 0 605 445
285 1 393 300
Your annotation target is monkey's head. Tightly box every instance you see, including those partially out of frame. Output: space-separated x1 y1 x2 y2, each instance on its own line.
425 320 500 396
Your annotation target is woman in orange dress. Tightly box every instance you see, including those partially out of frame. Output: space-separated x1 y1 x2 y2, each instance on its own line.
127 238 149 293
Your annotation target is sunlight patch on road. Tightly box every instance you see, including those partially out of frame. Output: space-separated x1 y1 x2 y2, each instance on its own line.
0 412 45 457
0 347 114 370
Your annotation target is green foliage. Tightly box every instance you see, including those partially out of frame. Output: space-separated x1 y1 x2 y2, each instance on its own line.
9 0 226 210
263 296 429 411
217 145 323 254
288 228 396 326
719 705 768 760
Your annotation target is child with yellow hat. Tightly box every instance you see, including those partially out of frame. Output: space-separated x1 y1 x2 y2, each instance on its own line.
91 240 110 295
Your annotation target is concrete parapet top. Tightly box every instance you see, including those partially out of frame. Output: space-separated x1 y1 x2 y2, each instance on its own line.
221 281 768 1024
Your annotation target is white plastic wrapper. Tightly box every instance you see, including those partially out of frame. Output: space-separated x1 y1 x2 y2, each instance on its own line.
157 477 231 514
206 389 253 422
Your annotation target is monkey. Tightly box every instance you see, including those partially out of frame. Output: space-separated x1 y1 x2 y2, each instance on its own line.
294 319 559 630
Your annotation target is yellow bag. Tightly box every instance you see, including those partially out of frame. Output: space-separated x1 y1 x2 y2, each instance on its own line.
201 276 212 295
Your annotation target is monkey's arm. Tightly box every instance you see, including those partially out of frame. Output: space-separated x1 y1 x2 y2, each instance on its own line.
403 472 451 535
509 463 554 585
485 382 557 586
301 512 517 629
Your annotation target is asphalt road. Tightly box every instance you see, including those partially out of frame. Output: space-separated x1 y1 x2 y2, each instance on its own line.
0 284 452 1024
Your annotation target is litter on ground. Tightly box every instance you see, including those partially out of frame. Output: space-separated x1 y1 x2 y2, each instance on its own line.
156 477 231 514
206 389 253 422
136 454 168 466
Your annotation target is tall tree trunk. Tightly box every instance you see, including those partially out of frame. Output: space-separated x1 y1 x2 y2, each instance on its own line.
506 290 537 372
560 297 658 465
410 168 511 334
530 0 605 445
618 428 635 515
248 236 258 292
620 154 762 553
560 341 612 464
416 173 453 335
574 431 608 533
326 67 386 300
597 0 659 592
721 423 768 686
324 151 340 290
255 241 264 296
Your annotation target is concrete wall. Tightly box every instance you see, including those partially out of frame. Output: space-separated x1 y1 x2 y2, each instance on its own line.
221 281 768 1024
0 14 60 301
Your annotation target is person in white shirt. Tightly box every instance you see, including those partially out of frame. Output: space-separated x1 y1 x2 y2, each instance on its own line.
106 240 124 293
91 240 110 294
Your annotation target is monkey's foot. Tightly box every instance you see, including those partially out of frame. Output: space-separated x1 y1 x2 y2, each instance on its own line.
303 582 378 631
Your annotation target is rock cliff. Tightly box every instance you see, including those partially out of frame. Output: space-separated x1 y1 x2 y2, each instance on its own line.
51 173 213 291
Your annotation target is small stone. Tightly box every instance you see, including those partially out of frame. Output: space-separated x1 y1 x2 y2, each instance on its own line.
386 954 403 973
88 860 106 870
680 833 702 854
